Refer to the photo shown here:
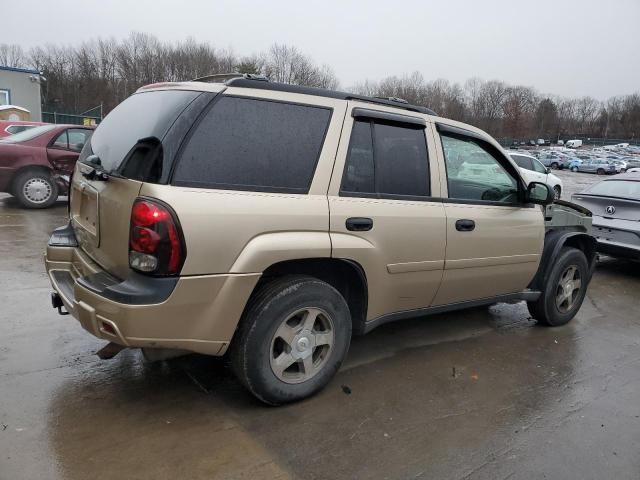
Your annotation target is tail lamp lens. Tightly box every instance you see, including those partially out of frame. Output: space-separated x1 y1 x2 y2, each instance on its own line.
129 199 184 275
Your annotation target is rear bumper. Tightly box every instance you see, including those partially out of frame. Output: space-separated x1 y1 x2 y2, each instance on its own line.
593 220 640 259
45 227 260 356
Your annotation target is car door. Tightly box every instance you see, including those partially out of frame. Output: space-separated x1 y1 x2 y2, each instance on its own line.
431 123 544 305
46 128 91 174
328 102 446 321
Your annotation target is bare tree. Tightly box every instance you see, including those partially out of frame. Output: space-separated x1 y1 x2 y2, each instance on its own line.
0 44 26 68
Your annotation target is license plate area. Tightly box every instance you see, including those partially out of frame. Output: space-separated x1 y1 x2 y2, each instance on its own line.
71 181 100 247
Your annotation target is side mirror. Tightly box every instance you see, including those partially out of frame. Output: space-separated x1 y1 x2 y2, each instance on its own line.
526 181 554 205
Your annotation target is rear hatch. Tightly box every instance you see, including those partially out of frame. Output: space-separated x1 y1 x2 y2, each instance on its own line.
70 88 212 279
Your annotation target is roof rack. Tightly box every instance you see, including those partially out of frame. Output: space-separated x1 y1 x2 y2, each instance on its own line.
222 75 437 116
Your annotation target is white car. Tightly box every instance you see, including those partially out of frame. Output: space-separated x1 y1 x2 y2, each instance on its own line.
510 153 563 199
628 167 640 173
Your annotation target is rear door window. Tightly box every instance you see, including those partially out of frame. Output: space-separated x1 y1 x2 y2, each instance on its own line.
512 154 533 170
67 129 92 152
173 96 332 193
340 118 430 199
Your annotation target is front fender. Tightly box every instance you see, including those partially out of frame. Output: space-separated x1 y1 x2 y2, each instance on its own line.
528 229 597 291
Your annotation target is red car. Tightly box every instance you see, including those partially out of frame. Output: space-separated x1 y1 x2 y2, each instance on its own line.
0 124 94 208
0 120 47 138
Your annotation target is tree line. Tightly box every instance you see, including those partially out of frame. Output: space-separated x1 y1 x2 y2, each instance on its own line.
1 33 639 140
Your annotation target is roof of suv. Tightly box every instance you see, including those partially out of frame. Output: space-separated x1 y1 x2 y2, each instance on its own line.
138 74 438 116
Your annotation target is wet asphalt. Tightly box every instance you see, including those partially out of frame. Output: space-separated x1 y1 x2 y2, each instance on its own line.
1 170 639 480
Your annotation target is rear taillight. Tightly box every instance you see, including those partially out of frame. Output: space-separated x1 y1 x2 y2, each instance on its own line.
129 198 185 276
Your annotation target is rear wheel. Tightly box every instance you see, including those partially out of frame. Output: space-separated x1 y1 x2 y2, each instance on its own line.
553 185 561 200
550 162 559 169
597 168 605 175
528 247 589 326
571 166 578 172
13 169 59 209
231 275 352 405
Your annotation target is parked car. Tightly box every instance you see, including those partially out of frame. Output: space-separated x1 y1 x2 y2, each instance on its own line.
572 172 640 259
607 159 627 173
570 157 617 174
0 124 94 208
0 120 47 138
510 152 563 198
567 158 584 170
538 151 569 169
566 139 583 149
45 76 595 404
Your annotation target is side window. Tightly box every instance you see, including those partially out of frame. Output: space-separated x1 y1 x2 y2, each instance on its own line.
441 134 519 203
173 96 331 193
341 118 430 198
52 131 69 149
67 129 91 152
532 159 547 173
512 155 533 170
341 120 374 194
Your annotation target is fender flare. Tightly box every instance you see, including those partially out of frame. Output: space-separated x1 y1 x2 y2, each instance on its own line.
528 229 596 292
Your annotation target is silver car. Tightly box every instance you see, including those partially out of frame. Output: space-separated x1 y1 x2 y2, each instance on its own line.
572 172 640 259
571 157 617 175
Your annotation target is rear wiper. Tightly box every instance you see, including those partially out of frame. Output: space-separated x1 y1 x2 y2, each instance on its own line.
79 154 109 181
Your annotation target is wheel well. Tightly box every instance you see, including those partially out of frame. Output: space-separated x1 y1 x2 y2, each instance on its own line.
563 234 597 265
258 258 368 335
530 231 597 291
8 165 53 195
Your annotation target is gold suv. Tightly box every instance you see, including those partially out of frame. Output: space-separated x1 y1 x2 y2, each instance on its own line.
45 75 596 404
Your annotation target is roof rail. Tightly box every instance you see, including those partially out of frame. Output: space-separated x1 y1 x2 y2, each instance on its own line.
192 72 244 83
192 72 270 83
225 77 437 116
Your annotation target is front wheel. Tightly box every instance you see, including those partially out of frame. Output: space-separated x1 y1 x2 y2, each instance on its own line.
527 247 589 326
571 166 578 172
597 168 605 175
231 275 352 405
621 168 626 173
551 162 559 169
13 169 59 209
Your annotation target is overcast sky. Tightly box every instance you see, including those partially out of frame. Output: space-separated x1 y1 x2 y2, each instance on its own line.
4 0 639 99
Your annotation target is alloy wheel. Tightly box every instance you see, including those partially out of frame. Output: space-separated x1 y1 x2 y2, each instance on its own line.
269 307 335 384
555 265 582 313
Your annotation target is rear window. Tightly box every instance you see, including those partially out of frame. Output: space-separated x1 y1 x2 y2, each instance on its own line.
0 124 56 143
586 180 640 199
87 90 200 173
172 96 332 193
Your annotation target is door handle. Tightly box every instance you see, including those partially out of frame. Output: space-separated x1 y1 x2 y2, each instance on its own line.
455 219 475 232
346 217 373 231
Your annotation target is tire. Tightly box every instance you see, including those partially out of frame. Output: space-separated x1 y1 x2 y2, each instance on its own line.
12 169 59 209
597 168 605 175
553 185 561 200
551 162 559 169
621 168 626 173
527 247 589 327
231 275 352 405
571 166 578 172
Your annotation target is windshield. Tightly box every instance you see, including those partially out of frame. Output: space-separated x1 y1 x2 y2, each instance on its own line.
0 124 57 143
86 89 200 173
587 180 640 199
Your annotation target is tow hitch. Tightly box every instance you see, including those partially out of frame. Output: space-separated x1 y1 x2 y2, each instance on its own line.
51 292 69 315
